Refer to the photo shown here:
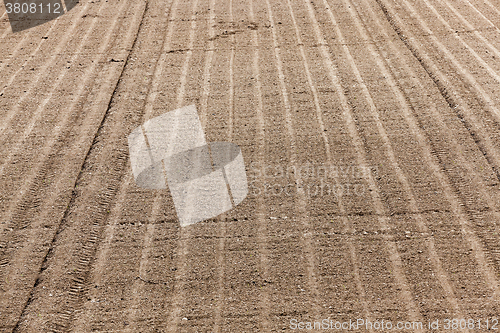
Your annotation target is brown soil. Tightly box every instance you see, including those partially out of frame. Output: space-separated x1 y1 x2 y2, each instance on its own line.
1 0 500 331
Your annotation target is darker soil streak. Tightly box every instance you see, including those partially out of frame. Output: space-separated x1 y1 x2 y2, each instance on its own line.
10 1 151 331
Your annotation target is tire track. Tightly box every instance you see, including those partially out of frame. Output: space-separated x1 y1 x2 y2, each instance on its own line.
361 0 500 259
69 1 178 331
124 0 213 331
44 0 150 330
116 1 182 331
0 0 111 236
6 0 149 331
0 0 138 327
72 0 202 331
0 10 107 182
0 0 122 272
3 0 500 330
352 0 500 315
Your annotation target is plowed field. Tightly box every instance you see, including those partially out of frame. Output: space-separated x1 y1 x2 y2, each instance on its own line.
2 0 500 331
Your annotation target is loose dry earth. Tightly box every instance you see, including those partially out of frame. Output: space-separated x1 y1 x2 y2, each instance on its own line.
1 0 500 331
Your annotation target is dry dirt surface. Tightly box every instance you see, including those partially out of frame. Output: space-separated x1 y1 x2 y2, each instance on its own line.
2 0 500 331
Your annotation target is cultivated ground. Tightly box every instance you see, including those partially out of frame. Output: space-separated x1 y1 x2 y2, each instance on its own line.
1 0 500 331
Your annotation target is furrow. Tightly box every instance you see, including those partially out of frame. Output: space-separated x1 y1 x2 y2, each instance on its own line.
380 0 500 177
247 0 271 330
420 0 500 84
0 0 131 298
375 0 500 304
284 0 375 327
71 1 179 330
202 0 226 331
164 0 204 331
341 0 479 322
265 0 322 318
7 0 147 331
0 0 112 234
0 0 97 143
302 0 424 327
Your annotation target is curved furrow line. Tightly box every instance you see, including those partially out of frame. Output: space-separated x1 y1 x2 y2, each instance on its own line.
0 27 50 89
110 0 184 331
203 0 227 331
121 6 184 333
199 0 216 131
0 0 96 139
389 0 500 156
0 27 55 96
156 0 203 331
375 0 500 194
302 0 425 328
123 197 165 333
374 0 500 203
375 0 500 303
264 0 322 319
162 2 206 331
214 1 236 328
371 0 500 288
360 0 500 288
4 1 148 331
0 1 110 210
0 8 111 184
284 0 375 327
0 3 89 95
69 171 132 333
0 0 124 254
393 0 500 123
247 1 271 329
419 0 500 85
0 2 114 255
345 0 491 321
45 5 152 331
69 2 179 331
330 0 466 321
443 0 500 39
